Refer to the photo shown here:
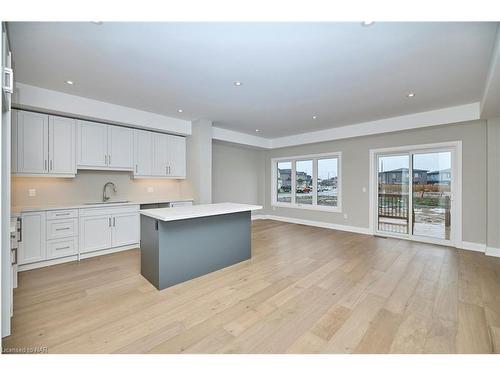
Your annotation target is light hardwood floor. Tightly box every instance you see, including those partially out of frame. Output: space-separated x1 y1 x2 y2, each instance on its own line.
3 219 500 354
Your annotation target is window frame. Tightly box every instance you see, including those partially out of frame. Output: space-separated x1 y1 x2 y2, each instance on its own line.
271 151 342 213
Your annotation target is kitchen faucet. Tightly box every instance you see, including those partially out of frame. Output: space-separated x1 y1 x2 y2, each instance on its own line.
103 182 117 202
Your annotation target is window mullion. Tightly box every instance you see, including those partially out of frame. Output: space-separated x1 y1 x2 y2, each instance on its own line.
291 160 296 205
312 159 318 206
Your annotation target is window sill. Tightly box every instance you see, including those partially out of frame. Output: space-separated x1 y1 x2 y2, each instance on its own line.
272 202 342 213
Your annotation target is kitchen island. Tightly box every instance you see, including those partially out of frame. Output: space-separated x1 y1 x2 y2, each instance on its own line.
139 202 262 290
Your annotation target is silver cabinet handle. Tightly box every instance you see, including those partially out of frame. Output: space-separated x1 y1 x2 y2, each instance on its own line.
18 217 22 243
44 160 47 171
113 217 116 227
12 248 17 265
108 217 111 227
55 227 71 231
105 155 107 164
135 164 138 173
55 213 70 216
56 246 70 251
50 160 53 171
108 154 111 165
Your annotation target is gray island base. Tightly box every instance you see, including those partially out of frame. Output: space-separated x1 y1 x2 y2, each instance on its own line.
140 203 261 290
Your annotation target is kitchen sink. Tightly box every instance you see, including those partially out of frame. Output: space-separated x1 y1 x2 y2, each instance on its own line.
84 200 130 205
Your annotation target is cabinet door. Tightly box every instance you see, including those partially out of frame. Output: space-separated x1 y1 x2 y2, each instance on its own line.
111 212 139 247
77 120 107 168
18 212 46 265
49 115 76 175
107 125 134 169
79 215 112 253
167 135 186 178
14 111 48 174
133 130 153 176
152 133 168 176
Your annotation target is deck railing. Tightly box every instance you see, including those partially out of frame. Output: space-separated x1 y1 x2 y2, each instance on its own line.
378 194 408 219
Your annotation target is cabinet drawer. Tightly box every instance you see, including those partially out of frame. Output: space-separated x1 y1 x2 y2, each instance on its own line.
46 209 78 220
46 237 78 259
46 218 78 240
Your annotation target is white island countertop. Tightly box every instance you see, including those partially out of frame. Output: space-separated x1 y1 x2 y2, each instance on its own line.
140 202 262 222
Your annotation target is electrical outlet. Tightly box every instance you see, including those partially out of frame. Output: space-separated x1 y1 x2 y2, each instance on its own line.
362 187 367 193
28 189 36 197
147 187 154 193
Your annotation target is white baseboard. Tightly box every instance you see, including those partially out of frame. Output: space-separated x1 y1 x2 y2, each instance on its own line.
255 214 372 235
18 243 139 272
255 215 500 257
460 241 487 253
486 247 500 257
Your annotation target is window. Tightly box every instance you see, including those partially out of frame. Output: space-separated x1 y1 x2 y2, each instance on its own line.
317 158 338 207
277 161 292 203
272 152 341 212
296 160 313 205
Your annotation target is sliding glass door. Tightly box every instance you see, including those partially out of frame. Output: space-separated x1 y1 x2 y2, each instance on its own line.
376 147 454 244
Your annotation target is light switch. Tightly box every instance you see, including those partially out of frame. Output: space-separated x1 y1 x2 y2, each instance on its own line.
362 187 367 193
28 189 36 197
147 187 154 193
343 213 348 219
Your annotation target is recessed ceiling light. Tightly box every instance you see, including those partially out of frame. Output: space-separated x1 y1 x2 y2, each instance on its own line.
407 92 416 98
312 115 318 120
65 80 74 85
255 129 260 132
361 21 375 27
177 109 183 113
233 81 242 87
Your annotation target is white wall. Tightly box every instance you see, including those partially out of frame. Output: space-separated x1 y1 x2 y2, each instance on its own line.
14 83 192 136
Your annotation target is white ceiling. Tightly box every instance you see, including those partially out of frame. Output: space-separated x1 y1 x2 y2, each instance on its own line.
8 22 499 138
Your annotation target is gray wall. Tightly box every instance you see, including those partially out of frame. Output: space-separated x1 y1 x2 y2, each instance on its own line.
262 120 488 245
487 118 500 249
212 140 265 206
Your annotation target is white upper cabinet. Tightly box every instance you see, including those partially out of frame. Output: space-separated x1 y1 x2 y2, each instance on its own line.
13 110 186 179
133 129 153 176
137 132 186 178
12 110 76 176
49 115 76 175
12 110 48 174
77 120 108 168
77 120 133 171
167 135 186 178
107 125 134 169
152 132 168 176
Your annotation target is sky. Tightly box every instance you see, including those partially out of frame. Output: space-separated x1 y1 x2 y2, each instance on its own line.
378 152 451 172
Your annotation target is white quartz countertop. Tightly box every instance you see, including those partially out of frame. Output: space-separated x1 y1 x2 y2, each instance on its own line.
11 198 194 215
140 202 262 222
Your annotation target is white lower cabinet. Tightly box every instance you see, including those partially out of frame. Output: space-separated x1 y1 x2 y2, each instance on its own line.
17 204 140 269
79 205 140 254
111 212 140 248
79 215 112 254
46 237 78 260
18 211 46 265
